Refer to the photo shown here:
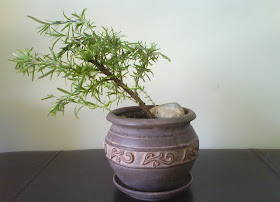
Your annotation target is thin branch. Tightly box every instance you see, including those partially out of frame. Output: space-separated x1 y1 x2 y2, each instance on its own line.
88 59 154 118
51 20 82 25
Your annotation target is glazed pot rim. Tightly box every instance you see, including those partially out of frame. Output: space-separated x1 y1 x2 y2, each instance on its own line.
106 105 196 127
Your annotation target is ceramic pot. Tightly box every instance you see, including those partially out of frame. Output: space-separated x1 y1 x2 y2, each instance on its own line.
104 106 199 200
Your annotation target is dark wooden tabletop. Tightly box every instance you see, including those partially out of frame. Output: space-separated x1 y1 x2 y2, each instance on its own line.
1 149 280 202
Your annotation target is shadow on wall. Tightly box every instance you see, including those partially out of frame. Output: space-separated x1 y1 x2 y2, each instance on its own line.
0 99 79 153
217 82 280 149
187 70 280 149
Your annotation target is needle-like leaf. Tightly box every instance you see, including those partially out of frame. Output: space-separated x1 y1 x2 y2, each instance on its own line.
11 9 170 118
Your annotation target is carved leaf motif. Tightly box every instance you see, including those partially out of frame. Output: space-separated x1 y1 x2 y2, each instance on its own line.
142 153 174 168
182 139 199 161
111 148 134 164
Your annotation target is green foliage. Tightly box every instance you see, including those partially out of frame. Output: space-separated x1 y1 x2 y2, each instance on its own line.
10 9 170 118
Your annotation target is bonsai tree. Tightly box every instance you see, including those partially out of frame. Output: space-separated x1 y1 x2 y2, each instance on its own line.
10 9 170 118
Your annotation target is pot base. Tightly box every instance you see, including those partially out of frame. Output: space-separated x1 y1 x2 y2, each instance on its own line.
113 173 193 201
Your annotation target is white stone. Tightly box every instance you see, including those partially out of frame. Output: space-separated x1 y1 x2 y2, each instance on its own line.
150 102 185 118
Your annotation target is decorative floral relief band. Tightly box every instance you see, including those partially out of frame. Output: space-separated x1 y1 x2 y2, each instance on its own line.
104 137 199 168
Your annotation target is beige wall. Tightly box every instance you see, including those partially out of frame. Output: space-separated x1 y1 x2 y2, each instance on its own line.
1 0 280 152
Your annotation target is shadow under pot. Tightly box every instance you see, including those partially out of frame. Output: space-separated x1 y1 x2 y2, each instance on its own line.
104 106 199 201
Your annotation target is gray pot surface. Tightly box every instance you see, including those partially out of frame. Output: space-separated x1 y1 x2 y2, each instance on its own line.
104 106 199 200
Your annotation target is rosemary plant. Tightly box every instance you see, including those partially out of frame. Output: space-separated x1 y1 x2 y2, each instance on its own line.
10 9 170 118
